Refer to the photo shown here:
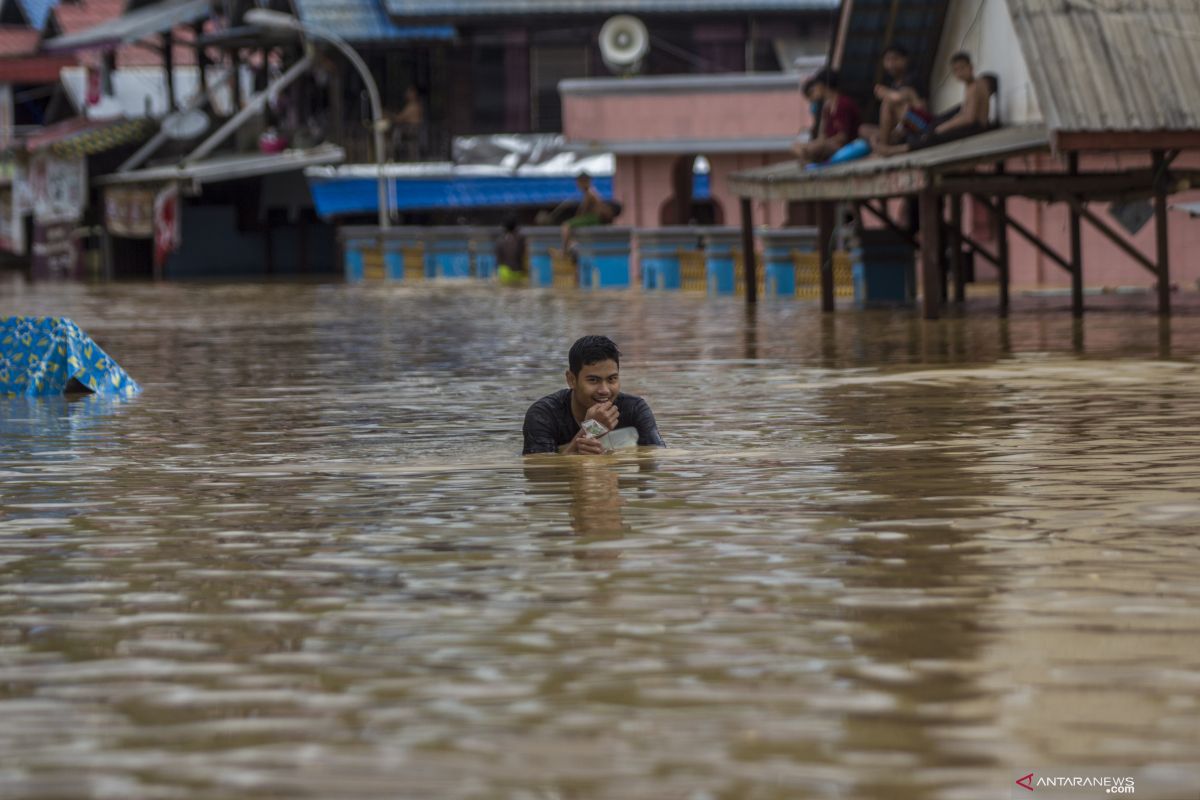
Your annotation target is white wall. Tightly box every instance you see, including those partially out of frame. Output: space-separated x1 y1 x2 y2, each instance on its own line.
930 0 1041 125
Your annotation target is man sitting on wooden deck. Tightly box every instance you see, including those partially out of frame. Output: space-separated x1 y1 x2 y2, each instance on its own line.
793 68 862 164
875 52 998 157
860 45 934 152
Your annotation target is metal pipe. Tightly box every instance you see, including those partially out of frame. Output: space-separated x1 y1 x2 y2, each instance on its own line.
245 9 389 230
184 53 312 165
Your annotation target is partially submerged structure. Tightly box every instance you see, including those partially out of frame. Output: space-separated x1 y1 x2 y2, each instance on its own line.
731 0 1200 318
0 316 139 396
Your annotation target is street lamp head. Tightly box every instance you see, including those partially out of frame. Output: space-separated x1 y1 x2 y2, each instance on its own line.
244 9 302 31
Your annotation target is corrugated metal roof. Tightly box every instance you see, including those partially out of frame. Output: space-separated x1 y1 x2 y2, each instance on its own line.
96 143 346 186
385 0 838 17
43 0 209 51
1010 0 1200 133
729 124 1050 201
0 24 39 55
294 0 455 43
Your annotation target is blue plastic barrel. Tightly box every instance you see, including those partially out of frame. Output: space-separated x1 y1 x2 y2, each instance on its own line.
575 227 632 289
524 227 561 287
424 227 472 279
637 227 704 290
703 228 742 295
758 228 818 297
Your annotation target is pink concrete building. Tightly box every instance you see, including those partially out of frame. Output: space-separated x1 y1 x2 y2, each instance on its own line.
560 72 816 230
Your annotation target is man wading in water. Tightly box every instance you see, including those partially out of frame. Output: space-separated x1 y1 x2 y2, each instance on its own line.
522 335 665 455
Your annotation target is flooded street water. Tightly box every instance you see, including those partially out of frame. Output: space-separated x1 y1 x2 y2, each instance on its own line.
2 282 1199 800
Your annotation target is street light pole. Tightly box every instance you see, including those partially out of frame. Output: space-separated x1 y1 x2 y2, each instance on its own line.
245 9 390 231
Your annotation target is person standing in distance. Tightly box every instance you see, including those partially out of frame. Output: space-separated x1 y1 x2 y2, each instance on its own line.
522 335 665 455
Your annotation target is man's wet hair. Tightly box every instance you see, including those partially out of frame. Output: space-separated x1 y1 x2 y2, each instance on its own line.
883 44 909 59
980 72 999 95
950 51 972 66
576 171 591 183
811 67 839 90
569 335 620 375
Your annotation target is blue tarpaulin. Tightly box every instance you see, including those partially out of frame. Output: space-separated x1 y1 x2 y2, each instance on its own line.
293 0 455 42
308 173 710 217
0 317 140 398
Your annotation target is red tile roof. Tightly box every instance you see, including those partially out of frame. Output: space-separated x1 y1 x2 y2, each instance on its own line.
0 25 40 57
51 0 199 67
51 0 127 36
0 55 74 82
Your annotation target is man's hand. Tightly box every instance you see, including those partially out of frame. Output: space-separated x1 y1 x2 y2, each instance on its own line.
584 400 619 432
564 429 606 455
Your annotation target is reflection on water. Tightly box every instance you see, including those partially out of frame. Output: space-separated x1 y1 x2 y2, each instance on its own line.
2 283 1200 799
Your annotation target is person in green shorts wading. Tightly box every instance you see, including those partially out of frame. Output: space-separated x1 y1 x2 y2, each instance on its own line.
495 216 528 286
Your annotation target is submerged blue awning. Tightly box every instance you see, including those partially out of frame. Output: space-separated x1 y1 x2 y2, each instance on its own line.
307 172 710 216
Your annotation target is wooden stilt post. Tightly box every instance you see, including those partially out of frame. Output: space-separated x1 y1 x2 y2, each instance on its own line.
1068 153 1083 317
164 31 176 111
740 197 758 304
818 201 835 312
995 164 1010 317
231 48 243 111
919 188 942 320
1153 150 1171 316
193 22 208 95
949 193 965 304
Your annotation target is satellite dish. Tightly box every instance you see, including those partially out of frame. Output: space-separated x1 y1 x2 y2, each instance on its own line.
600 15 649 76
161 109 210 141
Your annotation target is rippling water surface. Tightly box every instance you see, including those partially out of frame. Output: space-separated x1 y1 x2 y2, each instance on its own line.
2 282 1199 799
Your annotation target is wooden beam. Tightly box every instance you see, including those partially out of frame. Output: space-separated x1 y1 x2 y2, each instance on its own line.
919 188 942 320
1069 200 1156 274
164 30 176 111
960 231 1000 267
740 197 758 304
938 169 1169 198
861 200 919 248
996 165 1010 317
193 21 208 94
1068 153 1083 318
1056 130 1200 152
818 201 835 312
973 194 1073 274
1154 150 1171 316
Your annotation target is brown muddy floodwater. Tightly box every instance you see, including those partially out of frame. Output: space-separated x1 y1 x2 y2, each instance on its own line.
1 281 1199 800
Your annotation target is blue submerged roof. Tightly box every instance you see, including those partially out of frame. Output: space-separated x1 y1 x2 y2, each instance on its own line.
294 0 456 42
307 171 710 215
384 0 838 17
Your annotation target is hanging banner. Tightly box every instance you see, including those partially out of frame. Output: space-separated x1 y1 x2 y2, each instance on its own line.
153 183 180 271
0 85 12 150
30 153 87 224
0 188 24 255
31 221 81 280
104 186 155 238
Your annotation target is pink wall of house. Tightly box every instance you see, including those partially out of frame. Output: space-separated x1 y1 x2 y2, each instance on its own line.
563 74 813 234
564 87 809 144
614 152 795 230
